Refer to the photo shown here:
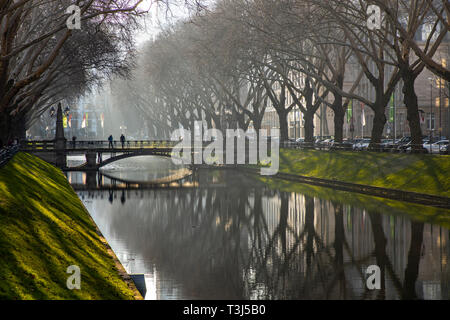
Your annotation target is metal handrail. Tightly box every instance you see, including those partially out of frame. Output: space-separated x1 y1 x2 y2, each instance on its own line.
19 140 179 151
279 141 449 155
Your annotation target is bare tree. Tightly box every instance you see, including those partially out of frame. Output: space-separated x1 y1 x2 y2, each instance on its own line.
0 0 152 141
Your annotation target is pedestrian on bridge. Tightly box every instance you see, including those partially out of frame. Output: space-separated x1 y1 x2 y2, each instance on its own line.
120 134 126 149
108 135 114 149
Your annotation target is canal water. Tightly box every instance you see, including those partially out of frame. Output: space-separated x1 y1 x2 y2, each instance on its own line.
66 156 450 300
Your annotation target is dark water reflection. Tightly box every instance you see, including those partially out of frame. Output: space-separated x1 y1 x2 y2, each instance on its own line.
72 167 450 300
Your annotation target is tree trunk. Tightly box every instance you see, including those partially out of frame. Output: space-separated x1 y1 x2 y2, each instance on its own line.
0 113 9 144
333 202 344 287
402 71 424 152
304 111 315 143
277 109 289 142
370 107 387 151
0 112 19 143
333 97 345 143
211 113 222 131
402 222 424 300
11 115 26 140
279 193 289 255
305 195 315 267
205 113 213 129
368 211 387 298
253 116 263 147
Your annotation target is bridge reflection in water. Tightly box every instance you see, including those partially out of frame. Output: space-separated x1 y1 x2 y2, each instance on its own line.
71 169 450 300
66 155 195 190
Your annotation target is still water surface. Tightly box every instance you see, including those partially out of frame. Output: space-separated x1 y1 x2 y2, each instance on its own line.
67 156 450 300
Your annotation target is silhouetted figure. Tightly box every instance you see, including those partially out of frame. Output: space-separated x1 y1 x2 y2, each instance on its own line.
108 135 114 149
108 190 114 204
121 190 126 204
120 134 125 149
72 136 77 148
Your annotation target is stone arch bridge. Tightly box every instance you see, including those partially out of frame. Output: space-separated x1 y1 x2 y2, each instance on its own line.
20 139 181 170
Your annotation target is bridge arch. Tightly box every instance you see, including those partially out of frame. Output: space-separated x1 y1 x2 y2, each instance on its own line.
97 150 174 169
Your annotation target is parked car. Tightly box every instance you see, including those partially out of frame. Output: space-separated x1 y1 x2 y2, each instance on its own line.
424 140 449 154
440 144 449 155
331 140 353 151
420 138 431 153
379 139 393 152
328 139 335 147
314 136 332 145
406 139 428 153
314 138 324 145
321 139 334 147
383 138 401 151
351 139 362 150
396 136 412 152
354 139 371 151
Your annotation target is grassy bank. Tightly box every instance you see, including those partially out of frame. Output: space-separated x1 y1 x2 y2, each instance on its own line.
0 152 137 299
275 149 450 198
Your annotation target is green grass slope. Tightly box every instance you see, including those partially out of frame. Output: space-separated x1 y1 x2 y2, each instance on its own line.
277 149 450 198
0 152 136 300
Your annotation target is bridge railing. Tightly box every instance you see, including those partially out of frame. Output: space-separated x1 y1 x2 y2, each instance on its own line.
19 140 179 151
279 141 449 154
67 140 178 150
20 140 55 151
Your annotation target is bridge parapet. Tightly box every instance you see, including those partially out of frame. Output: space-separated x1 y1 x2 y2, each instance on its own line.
68 140 177 150
20 140 178 152
20 140 56 151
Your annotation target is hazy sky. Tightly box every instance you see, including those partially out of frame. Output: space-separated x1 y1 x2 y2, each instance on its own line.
134 0 192 46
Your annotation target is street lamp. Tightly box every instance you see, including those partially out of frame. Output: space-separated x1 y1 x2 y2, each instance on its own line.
448 80 450 140
438 77 442 139
428 77 434 141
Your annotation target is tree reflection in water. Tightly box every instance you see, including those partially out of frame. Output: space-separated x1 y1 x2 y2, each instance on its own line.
78 169 450 300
